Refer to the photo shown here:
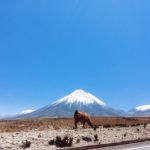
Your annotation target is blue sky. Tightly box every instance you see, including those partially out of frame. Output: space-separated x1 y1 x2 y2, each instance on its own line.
0 1 150 115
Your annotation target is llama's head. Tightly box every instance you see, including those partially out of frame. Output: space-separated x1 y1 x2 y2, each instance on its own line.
74 110 79 115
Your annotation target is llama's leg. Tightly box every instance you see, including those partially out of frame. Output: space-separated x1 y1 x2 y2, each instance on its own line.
87 119 93 128
74 120 78 129
82 122 85 128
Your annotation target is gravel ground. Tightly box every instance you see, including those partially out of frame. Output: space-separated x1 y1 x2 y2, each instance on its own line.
0 124 150 150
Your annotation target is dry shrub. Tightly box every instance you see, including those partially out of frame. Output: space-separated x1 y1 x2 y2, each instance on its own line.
103 124 112 128
82 136 92 142
76 139 80 143
48 136 73 147
48 139 55 145
21 140 31 149
115 124 129 127
131 124 139 127
94 134 98 141
38 134 42 138
144 123 147 129
93 125 98 130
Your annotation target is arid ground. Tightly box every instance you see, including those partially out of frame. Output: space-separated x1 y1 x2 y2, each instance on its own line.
0 117 150 150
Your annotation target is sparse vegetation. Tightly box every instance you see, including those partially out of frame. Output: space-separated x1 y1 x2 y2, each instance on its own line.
48 139 55 145
93 125 98 130
20 140 31 149
103 124 112 128
115 124 129 127
0 119 150 149
76 139 80 143
131 124 141 127
144 123 147 129
48 136 73 147
94 134 98 141
0 117 150 132
82 136 92 142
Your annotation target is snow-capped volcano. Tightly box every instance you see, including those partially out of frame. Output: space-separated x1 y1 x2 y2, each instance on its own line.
52 89 106 106
16 89 125 119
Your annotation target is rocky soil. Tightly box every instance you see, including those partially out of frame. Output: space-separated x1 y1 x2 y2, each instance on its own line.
0 124 150 150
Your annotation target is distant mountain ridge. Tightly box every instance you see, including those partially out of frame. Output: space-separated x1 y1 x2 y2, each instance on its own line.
128 105 150 117
16 89 125 119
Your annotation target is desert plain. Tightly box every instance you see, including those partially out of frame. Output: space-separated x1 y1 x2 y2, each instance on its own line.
0 117 150 150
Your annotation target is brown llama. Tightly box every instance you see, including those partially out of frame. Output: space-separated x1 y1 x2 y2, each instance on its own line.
74 110 95 129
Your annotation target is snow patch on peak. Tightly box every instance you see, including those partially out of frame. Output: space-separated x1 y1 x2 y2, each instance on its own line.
136 105 150 111
20 109 35 114
52 89 106 106
73 89 88 94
